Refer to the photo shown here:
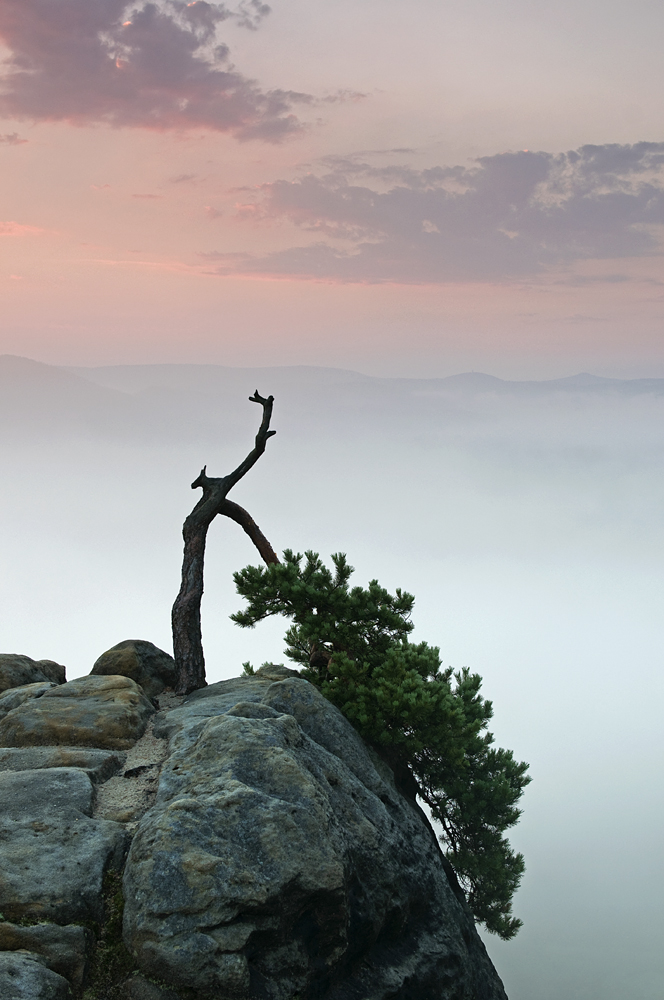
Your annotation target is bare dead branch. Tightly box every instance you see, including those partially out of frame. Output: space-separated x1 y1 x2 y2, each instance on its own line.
223 392 276 492
221 499 280 566
172 392 279 694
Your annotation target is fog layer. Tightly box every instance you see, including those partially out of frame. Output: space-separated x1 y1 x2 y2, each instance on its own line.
1 354 662 999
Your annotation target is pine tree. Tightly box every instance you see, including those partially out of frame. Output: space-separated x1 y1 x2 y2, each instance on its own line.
233 549 531 940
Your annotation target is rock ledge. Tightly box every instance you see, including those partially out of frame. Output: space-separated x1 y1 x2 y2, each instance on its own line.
0 656 507 1000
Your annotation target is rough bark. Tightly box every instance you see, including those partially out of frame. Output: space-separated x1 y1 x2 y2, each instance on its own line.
171 392 279 695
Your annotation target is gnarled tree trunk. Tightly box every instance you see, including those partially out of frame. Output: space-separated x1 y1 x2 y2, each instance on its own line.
172 392 279 694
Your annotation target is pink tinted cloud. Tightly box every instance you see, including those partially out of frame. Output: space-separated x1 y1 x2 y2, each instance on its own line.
207 142 664 282
0 0 311 141
0 132 28 144
0 220 47 235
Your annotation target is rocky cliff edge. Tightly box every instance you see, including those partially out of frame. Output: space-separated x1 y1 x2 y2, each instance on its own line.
0 649 508 1000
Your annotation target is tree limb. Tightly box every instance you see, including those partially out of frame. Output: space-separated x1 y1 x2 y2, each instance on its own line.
220 499 279 566
172 392 279 694
223 392 276 492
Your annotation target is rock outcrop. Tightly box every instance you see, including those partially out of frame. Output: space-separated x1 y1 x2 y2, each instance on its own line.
0 654 508 1000
0 674 155 750
0 654 65 693
92 640 177 701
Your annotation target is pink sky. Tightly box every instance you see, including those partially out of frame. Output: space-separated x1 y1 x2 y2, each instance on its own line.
1 0 664 377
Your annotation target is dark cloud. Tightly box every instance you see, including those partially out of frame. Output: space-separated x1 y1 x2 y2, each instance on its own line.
0 132 27 144
0 0 311 140
210 142 664 281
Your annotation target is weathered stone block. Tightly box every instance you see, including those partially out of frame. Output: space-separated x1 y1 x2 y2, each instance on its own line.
0 767 128 924
0 746 125 782
0 675 154 750
0 922 93 992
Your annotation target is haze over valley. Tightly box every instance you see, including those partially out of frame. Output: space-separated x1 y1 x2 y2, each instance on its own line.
0 354 662 999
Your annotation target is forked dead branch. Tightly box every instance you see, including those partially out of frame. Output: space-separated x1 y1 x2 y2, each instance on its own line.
171 391 279 694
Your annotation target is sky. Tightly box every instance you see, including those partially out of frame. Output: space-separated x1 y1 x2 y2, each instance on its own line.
1 0 664 377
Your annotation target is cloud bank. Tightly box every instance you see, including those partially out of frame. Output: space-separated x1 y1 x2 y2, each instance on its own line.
207 142 664 281
0 0 311 140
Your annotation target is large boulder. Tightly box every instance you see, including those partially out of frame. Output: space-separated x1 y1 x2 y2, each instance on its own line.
0 674 155 750
123 672 507 1000
91 639 177 700
0 767 128 924
0 654 65 693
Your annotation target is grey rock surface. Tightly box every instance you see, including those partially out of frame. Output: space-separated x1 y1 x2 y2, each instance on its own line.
0 922 93 992
0 951 71 1000
0 746 126 782
0 654 65 694
0 661 508 999
0 682 56 722
124 672 507 1000
91 639 177 700
0 674 155 750
0 767 128 923
153 676 271 742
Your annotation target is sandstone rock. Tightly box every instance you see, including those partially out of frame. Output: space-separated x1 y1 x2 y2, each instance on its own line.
0 767 128 924
123 675 507 1000
0 674 155 750
0 952 71 1000
0 922 92 992
91 639 177 700
0 682 55 722
0 654 65 694
0 746 125 782
254 662 301 681
0 660 509 998
152 675 276 743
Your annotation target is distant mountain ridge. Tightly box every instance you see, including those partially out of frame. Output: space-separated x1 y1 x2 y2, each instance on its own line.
62 359 664 395
0 353 660 396
1 354 664 446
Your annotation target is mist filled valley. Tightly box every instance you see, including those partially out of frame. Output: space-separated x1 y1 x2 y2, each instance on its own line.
0 354 661 998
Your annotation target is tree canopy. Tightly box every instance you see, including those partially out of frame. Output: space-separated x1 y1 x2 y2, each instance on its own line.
233 549 530 940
